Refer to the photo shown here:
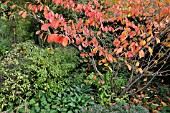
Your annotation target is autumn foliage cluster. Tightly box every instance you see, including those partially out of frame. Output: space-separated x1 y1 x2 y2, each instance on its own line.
4 0 170 97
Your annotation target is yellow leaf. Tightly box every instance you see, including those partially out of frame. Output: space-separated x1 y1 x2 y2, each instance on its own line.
135 62 140 67
138 68 143 74
140 40 146 46
143 77 147 82
108 66 113 72
98 58 106 65
104 63 109 66
148 47 153 55
84 60 88 62
139 50 145 58
156 38 160 44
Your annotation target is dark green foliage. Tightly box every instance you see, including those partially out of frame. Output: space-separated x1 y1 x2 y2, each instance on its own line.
0 40 82 112
81 102 149 113
6 84 94 113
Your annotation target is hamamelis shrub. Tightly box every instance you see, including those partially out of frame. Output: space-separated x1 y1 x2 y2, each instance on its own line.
3 0 170 104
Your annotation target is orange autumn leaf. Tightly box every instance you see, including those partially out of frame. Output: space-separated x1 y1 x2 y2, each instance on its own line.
62 37 69 47
40 32 44 39
139 50 145 58
140 40 146 46
106 53 115 63
92 47 98 54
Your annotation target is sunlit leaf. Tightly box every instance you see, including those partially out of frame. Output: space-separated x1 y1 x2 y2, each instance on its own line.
148 47 153 55
138 68 143 74
139 50 145 58
156 38 160 44
136 62 140 67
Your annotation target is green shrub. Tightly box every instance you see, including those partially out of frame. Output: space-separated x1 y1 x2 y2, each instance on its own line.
0 40 82 112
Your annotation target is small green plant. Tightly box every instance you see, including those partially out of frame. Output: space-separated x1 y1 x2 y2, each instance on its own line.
86 71 128 106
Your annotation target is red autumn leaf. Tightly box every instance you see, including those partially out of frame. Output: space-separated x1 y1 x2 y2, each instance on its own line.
126 51 135 58
62 37 69 47
47 34 55 43
54 35 64 44
139 50 145 58
129 31 136 38
21 11 27 18
92 37 98 47
28 4 32 10
32 5 38 13
80 52 86 57
51 19 59 29
11 5 16 9
41 24 49 31
76 38 80 45
3 1 9 5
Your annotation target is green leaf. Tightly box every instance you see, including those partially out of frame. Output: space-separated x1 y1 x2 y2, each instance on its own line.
68 110 73 113
35 106 40 112
29 98 36 105
69 102 76 107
